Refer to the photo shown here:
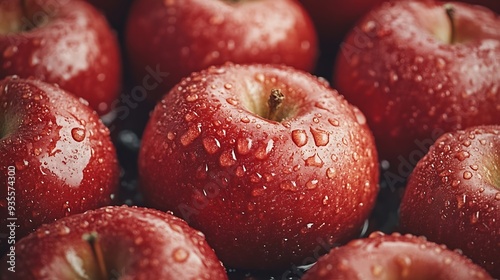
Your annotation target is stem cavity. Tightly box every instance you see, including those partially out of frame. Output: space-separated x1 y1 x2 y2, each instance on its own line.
83 232 108 280
444 3 456 44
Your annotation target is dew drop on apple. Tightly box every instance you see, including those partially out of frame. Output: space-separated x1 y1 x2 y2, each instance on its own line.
219 150 237 167
15 160 29 171
291 129 308 147
180 124 202 146
305 154 324 168
306 180 319 190
495 193 500 201
3 46 18 58
71 127 86 142
280 181 298 192
310 128 329 146
326 167 336 179
463 171 473 180
251 187 266 197
255 140 274 160
236 138 252 155
226 98 238 105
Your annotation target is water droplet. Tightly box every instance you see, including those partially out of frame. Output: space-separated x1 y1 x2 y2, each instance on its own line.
226 98 238 105
167 132 176 141
236 138 252 155
451 180 461 188
457 194 467 209
219 150 236 167
3 46 18 58
280 181 298 192
135 237 144 245
306 180 319 190
328 119 340 127
470 164 479 171
202 137 220 154
436 58 446 69
235 165 246 177
255 140 274 160
305 154 324 167
186 94 199 102
15 160 29 171
310 128 329 146
470 211 480 224
58 226 70 236
463 171 473 180
172 248 189 263
455 151 470 161
180 124 202 146
224 83 233 90
352 152 360 161
251 187 266 197
326 167 336 179
389 71 398 83
495 193 500 200
71 127 86 142
322 195 329 205
291 130 308 147
240 117 250 123
362 21 376 33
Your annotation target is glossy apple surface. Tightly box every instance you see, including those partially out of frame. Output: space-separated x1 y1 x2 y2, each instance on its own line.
0 206 228 279
302 232 492 280
400 125 500 278
126 0 318 102
334 1 500 167
0 76 119 244
139 63 379 270
0 0 122 115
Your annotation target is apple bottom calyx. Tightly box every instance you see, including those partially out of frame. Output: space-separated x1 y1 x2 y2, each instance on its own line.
83 232 109 280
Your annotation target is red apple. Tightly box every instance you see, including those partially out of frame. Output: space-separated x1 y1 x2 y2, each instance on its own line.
0 76 119 247
0 206 228 279
0 0 122 115
126 0 318 102
138 63 379 270
299 0 385 45
302 232 493 280
334 1 500 170
400 125 500 278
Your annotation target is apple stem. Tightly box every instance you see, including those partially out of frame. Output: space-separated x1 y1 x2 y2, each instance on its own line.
83 232 108 280
267 89 285 121
444 3 456 44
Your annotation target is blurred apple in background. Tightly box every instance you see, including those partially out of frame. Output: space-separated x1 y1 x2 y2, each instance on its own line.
400 125 500 278
302 232 493 280
0 0 122 116
0 206 228 279
334 0 500 171
0 77 119 248
126 0 318 103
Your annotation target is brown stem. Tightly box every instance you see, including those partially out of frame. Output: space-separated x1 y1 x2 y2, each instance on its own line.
267 89 284 121
444 3 456 44
83 232 108 280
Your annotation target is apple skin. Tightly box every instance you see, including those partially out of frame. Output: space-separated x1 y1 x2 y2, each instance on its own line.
0 0 122 115
0 206 228 280
333 1 500 167
299 0 385 45
126 0 318 102
138 63 379 270
400 125 500 278
302 232 493 280
0 76 119 244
